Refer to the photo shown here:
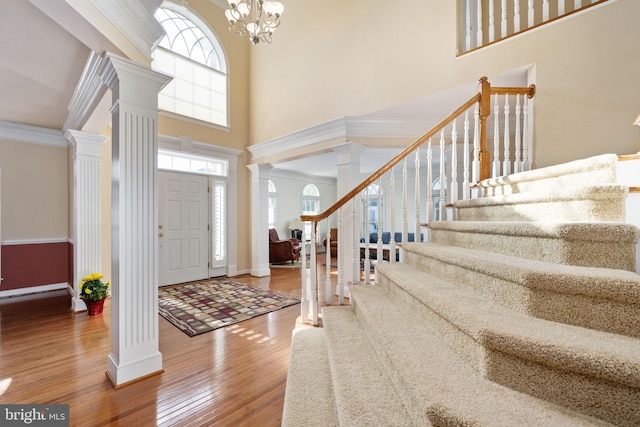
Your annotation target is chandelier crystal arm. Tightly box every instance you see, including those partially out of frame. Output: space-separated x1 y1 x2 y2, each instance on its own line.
225 0 284 45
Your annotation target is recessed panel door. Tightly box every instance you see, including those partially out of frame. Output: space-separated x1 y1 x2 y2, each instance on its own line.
159 171 209 286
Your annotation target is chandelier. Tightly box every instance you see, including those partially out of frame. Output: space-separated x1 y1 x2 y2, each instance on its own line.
225 0 284 45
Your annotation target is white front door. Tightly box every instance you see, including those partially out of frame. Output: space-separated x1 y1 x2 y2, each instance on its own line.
158 171 209 286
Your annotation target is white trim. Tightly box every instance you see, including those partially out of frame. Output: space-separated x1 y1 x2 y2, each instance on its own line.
159 111 231 132
2 238 69 246
247 116 431 161
0 121 67 147
64 51 109 132
158 134 242 160
0 283 69 299
270 168 337 185
90 0 165 60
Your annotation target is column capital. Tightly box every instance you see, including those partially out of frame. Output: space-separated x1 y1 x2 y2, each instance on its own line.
247 163 273 178
333 142 366 166
65 129 108 158
99 53 171 105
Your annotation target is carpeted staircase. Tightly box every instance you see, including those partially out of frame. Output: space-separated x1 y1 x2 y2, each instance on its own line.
282 153 640 426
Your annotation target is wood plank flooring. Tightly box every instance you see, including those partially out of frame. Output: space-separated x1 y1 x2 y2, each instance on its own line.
0 263 337 426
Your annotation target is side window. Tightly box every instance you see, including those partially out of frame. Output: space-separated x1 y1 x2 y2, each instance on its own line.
301 184 320 238
268 180 277 229
362 183 383 235
153 4 228 127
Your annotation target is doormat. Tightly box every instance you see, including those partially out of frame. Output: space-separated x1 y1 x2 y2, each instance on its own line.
158 278 300 337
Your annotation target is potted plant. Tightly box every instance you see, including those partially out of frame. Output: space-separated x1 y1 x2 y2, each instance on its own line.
79 273 111 315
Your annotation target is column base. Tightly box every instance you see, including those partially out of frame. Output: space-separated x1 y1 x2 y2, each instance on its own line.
106 352 163 388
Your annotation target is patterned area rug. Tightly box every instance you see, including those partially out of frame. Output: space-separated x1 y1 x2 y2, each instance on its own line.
158 278 300 337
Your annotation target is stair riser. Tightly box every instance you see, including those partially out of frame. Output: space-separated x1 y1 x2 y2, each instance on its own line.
479 154 618 196
404 250 640 338
488 350 640 426
456 199 625 222
430 228 637 271
376 271 640 426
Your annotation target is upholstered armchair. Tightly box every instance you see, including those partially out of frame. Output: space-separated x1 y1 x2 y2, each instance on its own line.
269 228 301 264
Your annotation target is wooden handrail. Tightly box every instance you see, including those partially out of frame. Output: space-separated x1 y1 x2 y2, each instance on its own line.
301 77 536 223
301 93 481 222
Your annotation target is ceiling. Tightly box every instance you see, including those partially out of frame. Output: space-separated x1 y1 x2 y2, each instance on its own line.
0 1 529 179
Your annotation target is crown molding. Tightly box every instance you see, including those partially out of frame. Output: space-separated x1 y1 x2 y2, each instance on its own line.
248 116 431 161
269 167 337 185
90 0 165 60
0 121 67 148
64 51 109 132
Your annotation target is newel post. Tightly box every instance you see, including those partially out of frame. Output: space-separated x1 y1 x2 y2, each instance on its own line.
478 77 491 181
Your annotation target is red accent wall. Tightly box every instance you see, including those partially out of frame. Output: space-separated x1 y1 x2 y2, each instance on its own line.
1 242 71 290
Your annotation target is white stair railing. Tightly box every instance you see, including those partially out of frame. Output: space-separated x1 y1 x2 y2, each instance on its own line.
298 77 535 325
459 0 611 54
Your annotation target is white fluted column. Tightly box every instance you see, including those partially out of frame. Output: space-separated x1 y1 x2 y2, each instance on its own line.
99 53 171 387
334 143 365 293
66 130 107 312
247 163 272 277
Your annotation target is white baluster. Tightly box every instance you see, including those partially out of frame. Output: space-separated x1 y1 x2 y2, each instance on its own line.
414 149 421 245
389 168 396 262
401 157 408 262
473 104 480 183
514 0 521 33
426 139 433 242
463 110 471 200
310 222 318 325
337 208 344 305
501 0 508 38
528 0 534 28
575 0 582 10
439 130 446 221
377 177 383 265
300 221 308 322
543 0 549 21
514 94 522 173
476 0 484 48
325 224 331 306
523 96 530 171
559 0 566 15
364 191 371 285
503 94 511 176
492 95 501 177
489 0 496 42
450 120 459 205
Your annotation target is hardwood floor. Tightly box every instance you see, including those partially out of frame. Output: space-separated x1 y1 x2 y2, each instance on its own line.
0 262 338 426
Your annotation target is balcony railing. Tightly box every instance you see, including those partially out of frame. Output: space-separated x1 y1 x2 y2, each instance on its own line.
458 0 611 55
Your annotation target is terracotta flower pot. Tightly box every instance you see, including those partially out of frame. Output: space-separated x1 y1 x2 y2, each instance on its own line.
84 298 106 315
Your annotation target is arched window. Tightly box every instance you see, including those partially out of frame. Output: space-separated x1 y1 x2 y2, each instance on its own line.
362 183 383 235
268 180 277 229
302 184 320 238
153 3 228 127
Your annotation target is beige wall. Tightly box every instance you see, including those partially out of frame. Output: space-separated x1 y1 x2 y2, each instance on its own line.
0 139 68 241
249 0 640 168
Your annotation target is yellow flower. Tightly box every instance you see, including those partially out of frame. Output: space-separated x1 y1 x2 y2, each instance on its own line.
90 273 104 280
107 281 111 287
85 288 92 294
82 275 93 282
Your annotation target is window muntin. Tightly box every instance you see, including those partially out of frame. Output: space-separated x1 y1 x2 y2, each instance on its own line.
153 4 228 127
158 150 228 176
302 184 320 238
362 183 383 235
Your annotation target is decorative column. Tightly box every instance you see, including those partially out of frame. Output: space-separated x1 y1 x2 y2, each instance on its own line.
99 53 171 387
65 130 107 312
334 143 365 293
247 164 272 277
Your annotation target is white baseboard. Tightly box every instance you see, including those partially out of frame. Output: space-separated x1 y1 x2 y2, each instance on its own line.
0 282 69 299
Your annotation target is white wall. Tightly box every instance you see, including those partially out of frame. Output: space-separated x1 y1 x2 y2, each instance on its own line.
269 170 337 244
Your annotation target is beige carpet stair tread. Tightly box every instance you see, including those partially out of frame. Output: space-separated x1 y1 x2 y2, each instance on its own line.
478 153 618 196
281 328 339 427
401 241 640 337
455 184 627 222
321 306 415 426
429 221 639 271
376 262 640 389
348 285 607 426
